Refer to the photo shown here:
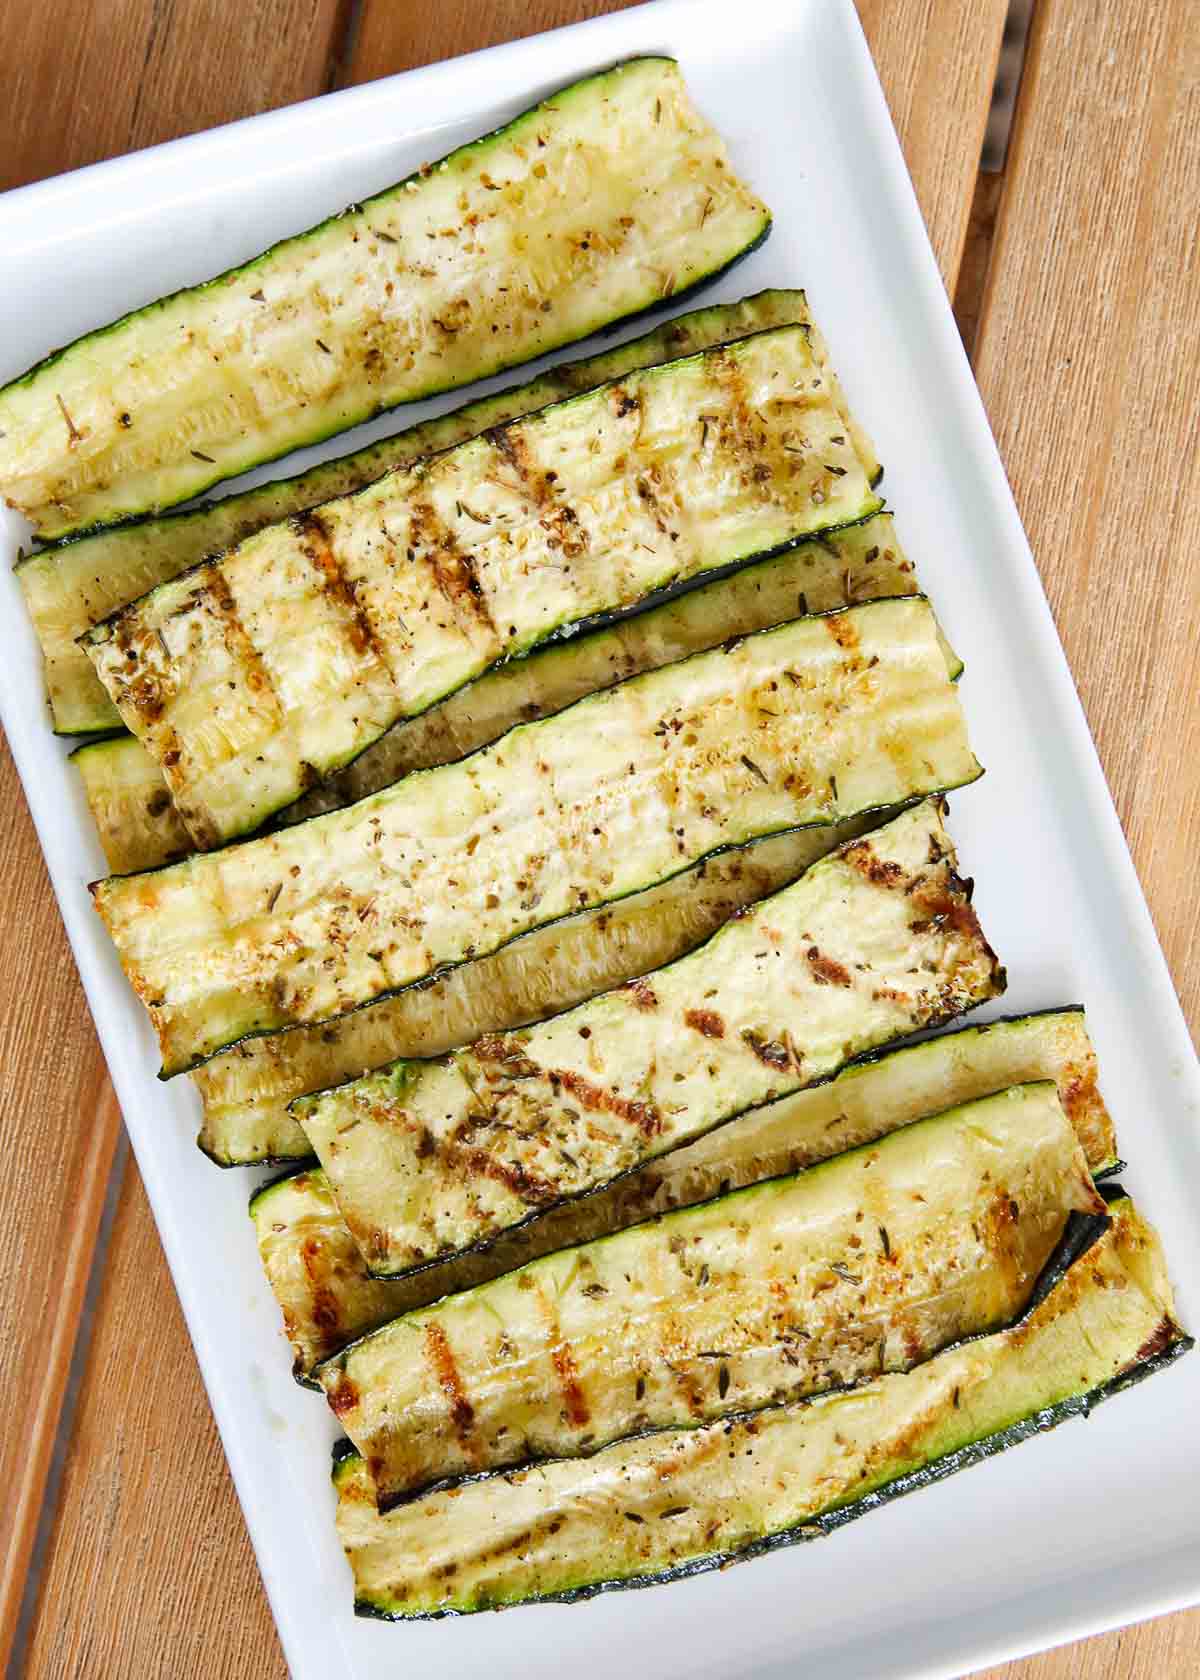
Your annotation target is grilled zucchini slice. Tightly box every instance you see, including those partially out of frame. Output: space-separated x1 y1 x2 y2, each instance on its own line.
297 798 1005 1278
199 823 870 1165
93 596 975 1077
0 58 771 539
21 289 867 737
82 322 882 846
253 1008 1118 1382
319 1083 1102 1508
76 512 922 874
335 1198 1189 1616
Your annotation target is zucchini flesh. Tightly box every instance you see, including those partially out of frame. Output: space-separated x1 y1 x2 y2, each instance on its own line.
0 58 771 539
82 323 882 846
297 798 1006 1278
93 596 976 1077
320 1084 1102 1509
21 289 868 737
201 822 871 1166
334 1198 1189 1617
72 736 191 875
73 512 924 875
253 1007 1118 1381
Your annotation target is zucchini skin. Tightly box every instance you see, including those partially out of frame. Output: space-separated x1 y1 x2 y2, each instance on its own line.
92 595 976 1077
252 1005 1119 1384
23 290 857 738
0 58 772 538
82 323 883 848
334 1199 1190 1617
297 799 1006 1279
317 1083 1104 1510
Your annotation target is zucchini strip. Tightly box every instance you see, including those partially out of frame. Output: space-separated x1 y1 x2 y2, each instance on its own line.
0 58 771 538
74 511 925 875
297 798 1006 1278
334 1198 1190 1617
319 1083 1103 1509
23 289 866 737
199 823 870 1166
93 595 976 1077
82 322 882 846
252 1007 1118 1382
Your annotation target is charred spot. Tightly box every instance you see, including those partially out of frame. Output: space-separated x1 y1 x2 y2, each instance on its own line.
683 1007 725 1039
612 386 641 419
551 1068 661 1136
624 977 659 1010
741 1030 792 1070
325 1371 359 1417
806 945 852 987
840 841 908 888
145 790 172 817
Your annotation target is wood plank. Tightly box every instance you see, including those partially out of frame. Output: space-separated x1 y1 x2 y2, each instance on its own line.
855 0 1007 286
972 0 1200 1036
970 0 1199 1669
0 2 351 1673
0 0 348 193
12 3 1003 1676
19 1163 285 1680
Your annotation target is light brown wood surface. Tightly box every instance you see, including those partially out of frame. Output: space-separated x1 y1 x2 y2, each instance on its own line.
2 1 1196 1676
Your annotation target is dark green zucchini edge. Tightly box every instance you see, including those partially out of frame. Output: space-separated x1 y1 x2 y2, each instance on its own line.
337 1207 1194 1618
142 592 954 1077
12 57 771 542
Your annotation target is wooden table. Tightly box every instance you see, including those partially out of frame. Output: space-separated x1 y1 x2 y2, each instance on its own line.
1 1 1196 1673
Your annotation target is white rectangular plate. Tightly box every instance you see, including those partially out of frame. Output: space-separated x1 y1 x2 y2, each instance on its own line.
3 1 1199 1675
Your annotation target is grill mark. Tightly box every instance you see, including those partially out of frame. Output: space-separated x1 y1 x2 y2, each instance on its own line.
536 1295 590 1429
490 426 589 560
410 501 498 637
552 1068 662 1136
296 510 396 671
424 1321 478 1447
709 347 769 485
683 1008 725 1039
451 1142 559 1208
806 945 853 987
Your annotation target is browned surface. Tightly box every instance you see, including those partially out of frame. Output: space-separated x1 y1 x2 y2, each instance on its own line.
3 0 1197 1676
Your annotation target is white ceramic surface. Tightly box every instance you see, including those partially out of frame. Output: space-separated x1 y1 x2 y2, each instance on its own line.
2 2 1198 1675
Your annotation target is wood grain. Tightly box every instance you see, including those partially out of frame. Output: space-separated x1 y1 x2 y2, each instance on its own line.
0 0 349 193
19 1161 283 1680
972 0 1200 1038
14 1 1196 1677
970 0 1199 1668
0 0 353 1671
